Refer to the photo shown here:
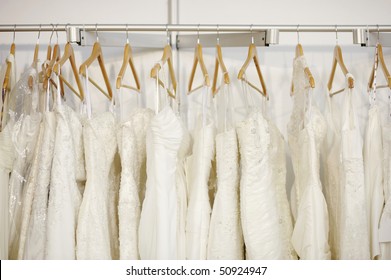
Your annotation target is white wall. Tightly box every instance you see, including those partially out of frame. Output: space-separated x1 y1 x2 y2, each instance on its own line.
1 0 391 186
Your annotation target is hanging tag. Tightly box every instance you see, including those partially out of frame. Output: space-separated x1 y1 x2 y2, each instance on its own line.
379 211 391 243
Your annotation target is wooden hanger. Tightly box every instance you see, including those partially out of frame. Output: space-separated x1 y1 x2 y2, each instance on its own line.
44 43 65 96
2 43 15 92
212 42 230 96
79 36 113 100
116 43 141 93
327 45 354 95
150 44 177 98
237 43 267 98
368 43 391 90
188 42 210 94
52 42 84 100
291 43 315 95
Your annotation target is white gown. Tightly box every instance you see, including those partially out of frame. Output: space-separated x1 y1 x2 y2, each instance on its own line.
46 104 84 259
269 122 297 260
380 123 391 259
0 123 14 259
288 55 330 260
17 119 44 259
176 127 192 260
363 105 384 259
117 108 153 260
1 64 36 259
323 74 370 259
237 109 283 259
207 128 244 259
185 118 216 260
138 106 183 259
23 112 56 259
76 112 118 259
8 113 41 259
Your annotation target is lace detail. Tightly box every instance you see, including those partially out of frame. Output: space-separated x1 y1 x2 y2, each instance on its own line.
185 117 216 260
17 119 45 259
207 129 244 260
269 122 297 260
117 108 153 260
8 113 41 259
237 110 284 259
323 79 370 259
76 112 118 259
138 106 184 259
22 112 56 259
289 54 330 259
45 105 83 259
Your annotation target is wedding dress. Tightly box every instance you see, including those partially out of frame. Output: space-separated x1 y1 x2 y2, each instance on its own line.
23 112 56 259
0 123 14 259
185 113 216 259
364 104 384 259
46 100 85 259
176 128 192 260
269 122 297 259
76 110 118 259
237 108 283 259
323 73 370 259
207 129 243 259
7 90 41 260
0 62 39 259
288 55 330 260
138 105 183 259
207 85 243 260
380 123 391 259
117 108 153 260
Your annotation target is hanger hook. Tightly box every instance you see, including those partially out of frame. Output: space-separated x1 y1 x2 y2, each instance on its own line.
166 24 170 45
55 24 59 44
197 24 200 44
377 24 380 43
250 24 254 44
297 24 300 44
49 24 54 45
95 23 99 42
217 24 220 45
126 24 129 44
335 25 338 45
37 24 41 43
13 24 16 44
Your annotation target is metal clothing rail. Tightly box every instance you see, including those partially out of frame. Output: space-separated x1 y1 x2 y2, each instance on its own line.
1 24 391 32
0 24 391 47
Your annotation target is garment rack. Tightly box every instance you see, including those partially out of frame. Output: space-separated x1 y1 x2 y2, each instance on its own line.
0 24 391 48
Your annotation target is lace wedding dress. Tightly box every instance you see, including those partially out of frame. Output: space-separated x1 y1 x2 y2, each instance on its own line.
323 74 370 259
237 109 283 259
22 112 56 259
8 114 41 260
76 112 118 259
269 122 297 259
207 128 243 259
1 64 38 259
46 102 85 259
138 106 183 259
288 55 330 260
117 108 153 260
